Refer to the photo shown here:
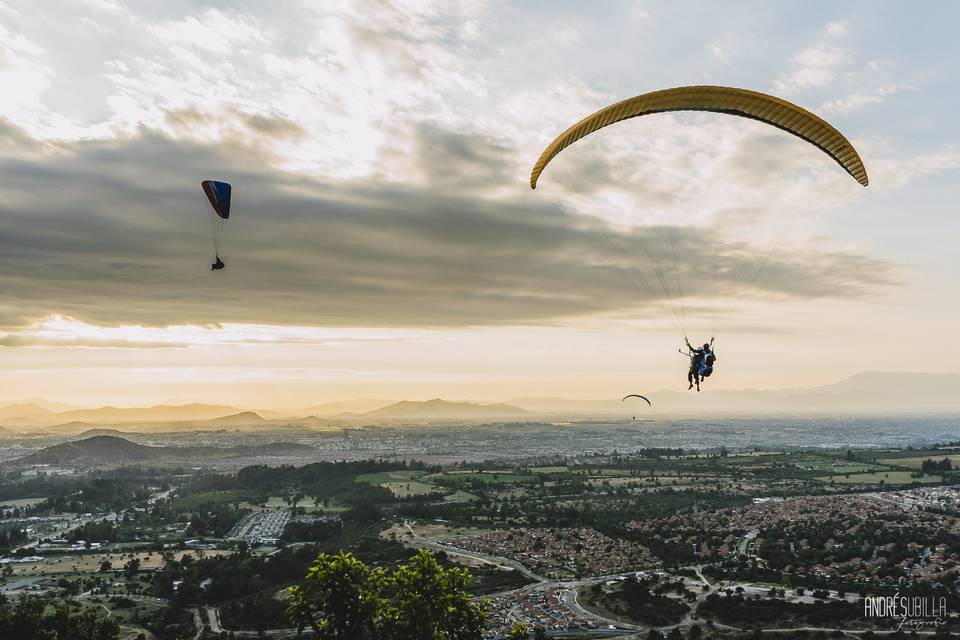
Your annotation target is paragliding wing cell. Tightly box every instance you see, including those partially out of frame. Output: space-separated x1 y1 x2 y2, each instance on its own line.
201 180 232 219
529 85 868 189
622 394 652 407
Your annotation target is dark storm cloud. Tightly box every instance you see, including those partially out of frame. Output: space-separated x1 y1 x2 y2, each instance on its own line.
0 118 895 333
412 124 516 192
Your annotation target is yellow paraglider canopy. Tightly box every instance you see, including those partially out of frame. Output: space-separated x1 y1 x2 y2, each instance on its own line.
529 85 868 189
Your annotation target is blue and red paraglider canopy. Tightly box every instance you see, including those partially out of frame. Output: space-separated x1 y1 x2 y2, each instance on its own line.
201 180 232 219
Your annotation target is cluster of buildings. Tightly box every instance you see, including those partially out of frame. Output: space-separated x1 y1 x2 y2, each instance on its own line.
629 494 880 539
35 539 102 551
874 486 960 512
0 513 86 546
226 510 290 544
483 585 600 639
629 492 960 587
444 527 655 578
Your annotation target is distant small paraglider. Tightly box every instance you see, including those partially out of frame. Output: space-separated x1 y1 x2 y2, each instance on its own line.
201 180 232 271
623 394 651 419
622 394 652 406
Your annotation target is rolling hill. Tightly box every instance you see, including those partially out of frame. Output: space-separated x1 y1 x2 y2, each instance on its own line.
202 411 266 426
18 435 158 467
78 428 127 438
9 435 318 469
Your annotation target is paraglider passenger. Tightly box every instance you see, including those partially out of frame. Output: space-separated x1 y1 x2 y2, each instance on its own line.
211 256 225 271
699 342 716 380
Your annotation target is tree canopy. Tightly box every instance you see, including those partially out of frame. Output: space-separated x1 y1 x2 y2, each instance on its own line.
0 597 119 640
287 549 487 640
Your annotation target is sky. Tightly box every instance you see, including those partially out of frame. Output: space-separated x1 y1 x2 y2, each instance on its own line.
0 0 958 408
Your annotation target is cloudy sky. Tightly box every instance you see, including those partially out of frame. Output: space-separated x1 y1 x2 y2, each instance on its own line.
0 0 958 408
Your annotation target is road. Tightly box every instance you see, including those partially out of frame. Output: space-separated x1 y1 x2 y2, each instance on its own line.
656 565 715 633
401 521 547 582
205 605 301 638
191 608 204 640
560 583 639 632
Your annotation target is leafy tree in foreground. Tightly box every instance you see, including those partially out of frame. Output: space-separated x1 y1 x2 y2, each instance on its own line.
287 549 487 640
287 552 380 639
381 549 487 640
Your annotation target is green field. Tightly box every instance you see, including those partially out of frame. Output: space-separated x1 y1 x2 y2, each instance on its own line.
264 495 321 509
238 495 347 514
442 490 478 503
0 497 48 508
380 481 438 497
173 490 249 510
357 470 427 484
356 470 440 497
878 455 960 470
815 471 942 485
431 471 537 486
0 550 232 577
825 464 886 473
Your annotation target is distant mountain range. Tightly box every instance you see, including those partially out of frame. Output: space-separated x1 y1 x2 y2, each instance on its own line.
293 398 394 416
0 372 956 433
0 403 56 419
363 399 529 420
640 371 960 415
54 403 242 424
41 421 104 434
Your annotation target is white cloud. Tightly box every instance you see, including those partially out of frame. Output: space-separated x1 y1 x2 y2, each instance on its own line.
0 24 52 125
152 9 266 56
773 44 849 95
826 20 848 37
820 84 914 114
706 42 729 62
549 25 583 46
79 0 125 14
629 1 651 22
0 315 425 349
705 32 756 64
0 1 492 177
872 148 960 190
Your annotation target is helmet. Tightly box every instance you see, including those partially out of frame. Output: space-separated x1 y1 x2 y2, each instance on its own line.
703 343 710 350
